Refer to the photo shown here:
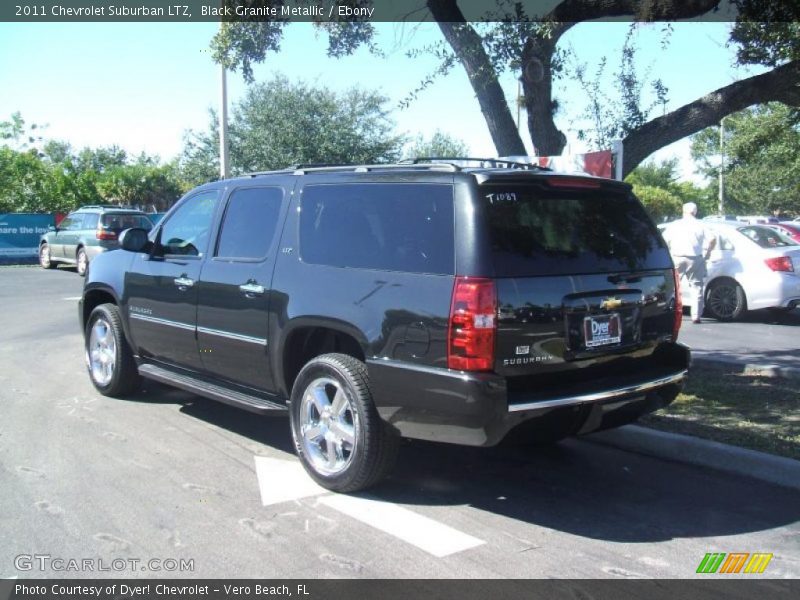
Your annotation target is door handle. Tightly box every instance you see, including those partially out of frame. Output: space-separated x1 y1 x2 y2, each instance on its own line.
239 282 265 296
174 276 194 288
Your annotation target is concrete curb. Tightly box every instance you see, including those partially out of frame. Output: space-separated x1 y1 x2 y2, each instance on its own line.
691 353 800 380
585 424 800 492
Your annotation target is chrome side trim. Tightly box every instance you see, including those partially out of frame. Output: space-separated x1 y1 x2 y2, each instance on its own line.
197 326 266 346
366 357 483 382
129 313 194 331
508 370 688 412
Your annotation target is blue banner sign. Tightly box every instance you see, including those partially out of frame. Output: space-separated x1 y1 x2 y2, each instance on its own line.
0 214 55 262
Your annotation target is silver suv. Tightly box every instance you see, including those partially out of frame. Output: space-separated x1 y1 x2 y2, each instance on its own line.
39 206 153 276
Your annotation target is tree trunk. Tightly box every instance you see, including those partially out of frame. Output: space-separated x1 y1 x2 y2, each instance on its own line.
521 33 568 156
621 60 800 176
428 0 526 156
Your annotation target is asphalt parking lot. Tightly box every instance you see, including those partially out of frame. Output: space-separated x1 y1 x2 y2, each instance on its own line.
1 266 799 578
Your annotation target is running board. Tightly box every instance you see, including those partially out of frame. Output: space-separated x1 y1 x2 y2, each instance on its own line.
139 363 288 415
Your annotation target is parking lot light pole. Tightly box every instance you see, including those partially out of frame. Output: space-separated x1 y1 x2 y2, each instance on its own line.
718 117 725 215
218 21 230 180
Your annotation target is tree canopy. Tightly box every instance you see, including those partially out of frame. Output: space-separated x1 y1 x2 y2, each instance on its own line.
403 130 469 160
691 103 800 216
212 1 800 176
179 75 405 183
0 121 185 213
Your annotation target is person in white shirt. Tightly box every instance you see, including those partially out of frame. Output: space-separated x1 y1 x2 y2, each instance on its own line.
662 202 717 323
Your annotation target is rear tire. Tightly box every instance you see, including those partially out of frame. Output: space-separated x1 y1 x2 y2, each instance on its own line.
706 279 747 321
76 248 88 277
39 243 56 269
85 303 141 397
290 353 399 492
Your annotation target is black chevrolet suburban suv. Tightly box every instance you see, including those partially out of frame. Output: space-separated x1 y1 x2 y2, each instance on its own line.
80 160 689 492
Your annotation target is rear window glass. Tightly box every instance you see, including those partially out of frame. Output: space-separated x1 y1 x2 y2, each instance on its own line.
481 184 672 276
101 213 153 231
300 183 454 274
738 225 797 248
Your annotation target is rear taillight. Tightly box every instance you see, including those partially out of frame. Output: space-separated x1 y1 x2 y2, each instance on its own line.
764 256 794 272
96 228 117 240
672 268 682 342
448 277 496 371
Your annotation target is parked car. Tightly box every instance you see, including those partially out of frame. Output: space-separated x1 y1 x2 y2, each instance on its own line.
736 215 779 225
80 161 689 492
766 222 800 244
660 220 800 320
39 206 154 276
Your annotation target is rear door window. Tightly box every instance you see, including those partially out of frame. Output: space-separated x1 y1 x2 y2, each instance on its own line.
83 213 99 229
299 183 454 274
481 184 672 276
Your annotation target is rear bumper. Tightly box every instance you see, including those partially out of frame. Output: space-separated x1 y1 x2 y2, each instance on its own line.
367 343 690 446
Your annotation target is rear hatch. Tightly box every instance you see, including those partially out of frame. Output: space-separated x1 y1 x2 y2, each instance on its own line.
97 213 154 243
479 177 679 383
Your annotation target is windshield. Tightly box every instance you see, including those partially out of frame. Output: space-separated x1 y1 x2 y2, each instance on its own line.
481 184 672 277
737 225 798 248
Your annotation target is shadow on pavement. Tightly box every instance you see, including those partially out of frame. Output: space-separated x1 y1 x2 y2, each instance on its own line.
142 383 800 545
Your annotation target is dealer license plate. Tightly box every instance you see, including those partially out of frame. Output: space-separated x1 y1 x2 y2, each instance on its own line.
583 313 622 348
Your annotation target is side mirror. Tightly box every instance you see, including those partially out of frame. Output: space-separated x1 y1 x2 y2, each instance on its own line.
119 228 150 253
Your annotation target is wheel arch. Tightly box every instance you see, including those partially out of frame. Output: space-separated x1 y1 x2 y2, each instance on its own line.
277 318 369 399
81 286 133 347
704 275 747 301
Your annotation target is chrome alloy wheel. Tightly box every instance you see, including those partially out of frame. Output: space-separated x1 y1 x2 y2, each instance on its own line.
40 244 51 267
77 250 87 276
88 317 116 386
299 377 358 476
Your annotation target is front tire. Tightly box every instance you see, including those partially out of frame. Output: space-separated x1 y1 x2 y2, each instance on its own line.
85 303 141 397
706 279 747 321
290 353 399 492
39 243 56 269
76 248 88 277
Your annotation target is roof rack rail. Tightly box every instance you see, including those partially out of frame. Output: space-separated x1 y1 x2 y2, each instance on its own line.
289 163 460 174
401 157 549 171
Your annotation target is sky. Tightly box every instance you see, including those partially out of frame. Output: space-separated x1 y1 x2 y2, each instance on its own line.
0 20 765 183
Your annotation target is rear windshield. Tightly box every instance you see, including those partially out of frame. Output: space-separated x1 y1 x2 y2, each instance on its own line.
737 225 798 248
100 213 153 231
481 184 672 276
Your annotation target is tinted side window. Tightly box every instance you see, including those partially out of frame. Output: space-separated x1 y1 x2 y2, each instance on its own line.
216 187 283 260
299 183 454 275
158 190 219 257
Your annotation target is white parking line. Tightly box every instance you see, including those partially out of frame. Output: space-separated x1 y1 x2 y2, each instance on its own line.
255 456 327 505
319 494 485 558
63 296 82 301
254 456 485 557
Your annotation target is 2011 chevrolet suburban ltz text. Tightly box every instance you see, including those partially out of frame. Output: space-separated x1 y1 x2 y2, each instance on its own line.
79 160 690 492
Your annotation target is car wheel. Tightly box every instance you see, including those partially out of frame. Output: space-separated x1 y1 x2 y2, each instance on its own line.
290 353 399 492
706 279 747 321
39 243 56 269
85 303 141 397
76 248 88 277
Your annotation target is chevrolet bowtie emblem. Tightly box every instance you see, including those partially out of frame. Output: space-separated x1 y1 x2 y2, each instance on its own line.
601 297 623 310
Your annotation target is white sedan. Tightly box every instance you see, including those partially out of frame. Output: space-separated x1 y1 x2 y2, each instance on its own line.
659 221 800 321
